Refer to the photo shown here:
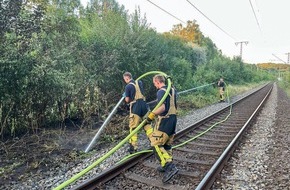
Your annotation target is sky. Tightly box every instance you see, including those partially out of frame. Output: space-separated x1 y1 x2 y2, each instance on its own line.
81 0 290 64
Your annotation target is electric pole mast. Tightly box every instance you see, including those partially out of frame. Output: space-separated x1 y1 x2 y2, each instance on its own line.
235 41 249 60
285 52 290 63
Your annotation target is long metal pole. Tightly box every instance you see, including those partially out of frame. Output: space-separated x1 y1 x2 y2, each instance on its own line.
85 82 216 153
85 97 125 153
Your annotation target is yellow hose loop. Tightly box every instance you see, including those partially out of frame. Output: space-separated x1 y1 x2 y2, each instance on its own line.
119 82 233 163
53 71 172 190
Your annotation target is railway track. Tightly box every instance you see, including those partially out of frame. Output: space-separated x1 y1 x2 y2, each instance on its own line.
73 83 273 190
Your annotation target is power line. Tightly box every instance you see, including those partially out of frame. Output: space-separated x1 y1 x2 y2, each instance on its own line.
146 0 186 24
248 0 262 34
186 0 237 41
272 54 286 64
146 0 237 41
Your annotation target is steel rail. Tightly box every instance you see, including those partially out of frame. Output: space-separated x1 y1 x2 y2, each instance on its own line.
73 83 272 190
195 83 273 189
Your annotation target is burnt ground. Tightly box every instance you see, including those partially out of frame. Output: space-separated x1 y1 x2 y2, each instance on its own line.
2 84 288 188
0 87 235 188
0 100 197 187
0 112 129 187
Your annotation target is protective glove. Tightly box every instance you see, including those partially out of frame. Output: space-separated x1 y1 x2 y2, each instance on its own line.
122 92 126 98
146 112 156 123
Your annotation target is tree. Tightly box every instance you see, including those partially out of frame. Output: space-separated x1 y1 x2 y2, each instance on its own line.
167 20 203 46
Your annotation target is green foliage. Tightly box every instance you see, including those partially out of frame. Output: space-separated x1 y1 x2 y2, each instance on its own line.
192 55 272 85
278 71 290 97
200 37 220 61
169 58 192 90
177 86 217 114
0 0 274 137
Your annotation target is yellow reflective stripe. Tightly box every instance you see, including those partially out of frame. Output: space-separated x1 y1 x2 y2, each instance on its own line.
145 128 153 136
163 152 171 160
129 128 138 143
154 145 166 167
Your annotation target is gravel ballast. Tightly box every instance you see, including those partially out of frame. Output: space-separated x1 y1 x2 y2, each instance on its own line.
213 83 290 189
2 83 290 189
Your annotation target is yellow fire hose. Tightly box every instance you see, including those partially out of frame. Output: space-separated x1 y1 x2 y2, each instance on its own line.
53 71 172 190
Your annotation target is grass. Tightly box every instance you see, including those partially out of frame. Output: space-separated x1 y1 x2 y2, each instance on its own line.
83 82 266 148
177 82 264 116
278 80 290 97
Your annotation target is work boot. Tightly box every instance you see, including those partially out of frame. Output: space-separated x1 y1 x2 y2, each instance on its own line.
156 166 165 172
128 144 137 154
162 162 179 183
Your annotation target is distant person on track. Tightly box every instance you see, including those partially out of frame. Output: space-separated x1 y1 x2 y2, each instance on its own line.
217 77 225 102
146 74 179 183
123 72 153 154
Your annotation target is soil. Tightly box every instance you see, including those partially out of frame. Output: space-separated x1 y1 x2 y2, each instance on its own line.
1 85 279 187
0 112 129 187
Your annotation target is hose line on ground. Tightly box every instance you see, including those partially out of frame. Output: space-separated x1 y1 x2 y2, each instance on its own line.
174 82 231 147
118 82 231 163
53 71 172 190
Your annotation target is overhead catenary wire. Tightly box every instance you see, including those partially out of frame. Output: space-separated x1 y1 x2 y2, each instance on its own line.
146 0 237 41
146 0 186 24
272 53 287 64
248 0 262 34
186 0 237 41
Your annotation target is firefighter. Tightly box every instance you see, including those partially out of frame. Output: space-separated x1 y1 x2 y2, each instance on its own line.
146 74 179 183
217 77 225 102
123 72 153 154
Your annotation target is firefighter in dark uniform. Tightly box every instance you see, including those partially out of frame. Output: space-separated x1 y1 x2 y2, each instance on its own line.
146 74 179 183
123 72 153 153
217 77 225 102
